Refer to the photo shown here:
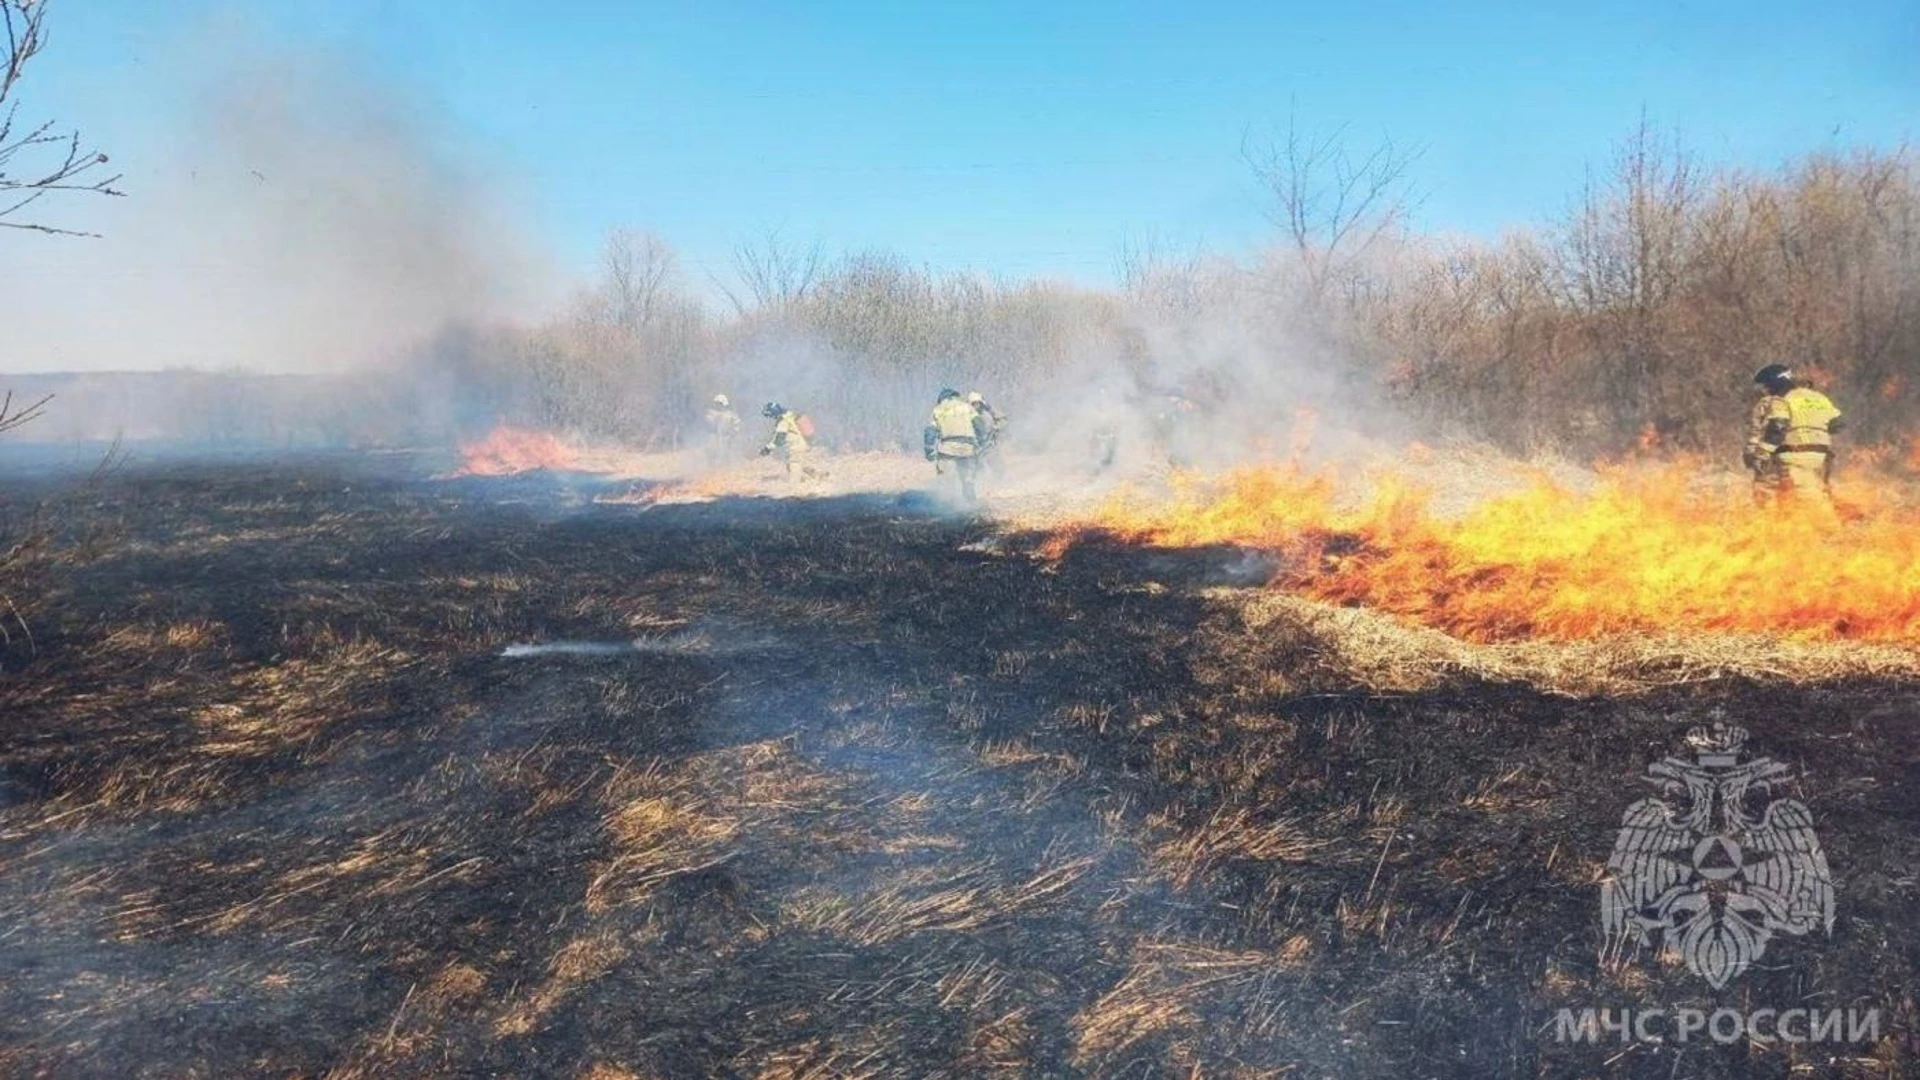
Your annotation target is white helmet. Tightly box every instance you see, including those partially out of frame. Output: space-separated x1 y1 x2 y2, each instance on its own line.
966 391 984 405
713 394 730 407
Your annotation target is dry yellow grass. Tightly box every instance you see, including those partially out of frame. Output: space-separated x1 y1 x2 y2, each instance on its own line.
577 1065 650 1080
1071 942 1296 1068
586 775 744 913
1148 805 1329 889
4 629 415 835
959 1007 1038 1076
746 1038 888 1080
495 929 638 1038
782 856 1093 946
1208 589 1920 697
586 739 852 911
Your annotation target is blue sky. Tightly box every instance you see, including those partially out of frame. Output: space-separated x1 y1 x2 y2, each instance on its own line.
19 0 1920 290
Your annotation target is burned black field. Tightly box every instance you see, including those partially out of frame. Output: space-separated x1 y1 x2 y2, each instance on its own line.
0 455 1915 1079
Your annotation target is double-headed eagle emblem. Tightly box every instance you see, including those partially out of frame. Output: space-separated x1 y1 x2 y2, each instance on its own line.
1601 723 1834 988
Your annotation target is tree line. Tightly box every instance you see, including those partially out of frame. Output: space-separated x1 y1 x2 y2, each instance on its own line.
403 126 1913 464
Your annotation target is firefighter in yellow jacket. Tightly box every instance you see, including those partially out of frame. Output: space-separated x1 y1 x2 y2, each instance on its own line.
760 402 826 481
1744 364 1845 507
924 388 990 502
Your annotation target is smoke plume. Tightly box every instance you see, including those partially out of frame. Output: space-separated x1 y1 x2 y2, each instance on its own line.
0 29 550 383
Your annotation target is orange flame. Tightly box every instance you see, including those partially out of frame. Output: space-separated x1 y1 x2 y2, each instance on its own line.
450 426 582 477
1053 462 1920 643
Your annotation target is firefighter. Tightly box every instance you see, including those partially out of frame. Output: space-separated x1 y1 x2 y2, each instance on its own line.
1153 393 1200 468
1744 364 1845 508
1091 427 1118 472
760 402 826 481
924 388 989 503
703 394 741 464
1088 388 1127 474
967 391 1006 477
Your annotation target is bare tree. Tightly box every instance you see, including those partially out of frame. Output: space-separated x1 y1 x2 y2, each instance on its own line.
602 227 676 331
1116 232 1209 318
1 0 122 236
717 227 824 315
1244 115 1421 296
1558 116 1699 316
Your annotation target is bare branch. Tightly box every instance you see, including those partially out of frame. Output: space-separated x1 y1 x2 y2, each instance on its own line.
0 1 122 236
1117 232 1209 317
724 227 824 314
1244 113 1422 295
0 389 50 434
602 228 677 330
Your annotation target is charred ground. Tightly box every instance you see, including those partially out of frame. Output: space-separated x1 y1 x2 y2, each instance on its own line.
0 455 1915 1079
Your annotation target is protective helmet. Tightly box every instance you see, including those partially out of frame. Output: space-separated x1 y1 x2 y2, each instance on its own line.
937 387 961 402
1754 364 1794 390
713 393 730 407
966 391 984 405
762 402 784 419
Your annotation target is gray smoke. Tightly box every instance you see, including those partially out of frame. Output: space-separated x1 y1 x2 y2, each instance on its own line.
0 27 551 386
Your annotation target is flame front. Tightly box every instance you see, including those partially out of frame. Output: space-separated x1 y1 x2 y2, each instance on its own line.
451 426 582 477
1055 461 1920 643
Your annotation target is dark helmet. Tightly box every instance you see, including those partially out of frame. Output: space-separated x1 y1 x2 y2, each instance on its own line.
1754 364 1794 391
762 402 784 419
937 387 961 402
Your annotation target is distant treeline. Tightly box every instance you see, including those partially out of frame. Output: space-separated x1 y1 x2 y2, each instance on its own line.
415 130 1920 459
9 130 1916 461
1366 138 1918 457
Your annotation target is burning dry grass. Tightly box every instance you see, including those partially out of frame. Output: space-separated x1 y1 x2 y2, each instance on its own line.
1046 456 1920 645
449 425 584 476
